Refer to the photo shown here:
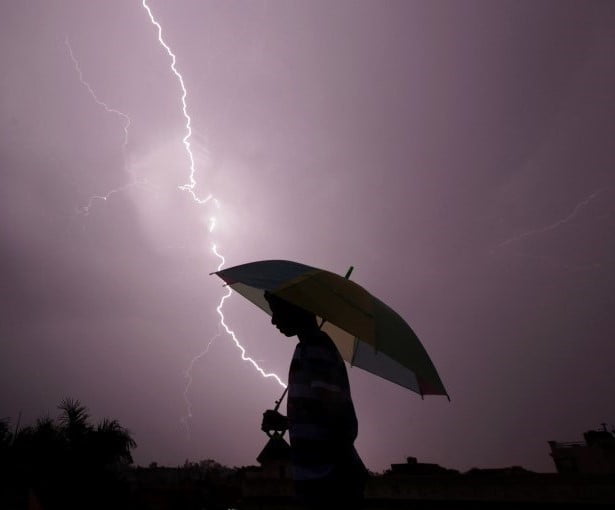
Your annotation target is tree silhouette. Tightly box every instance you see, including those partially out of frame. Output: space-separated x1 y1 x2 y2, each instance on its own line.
58 398 90 435
0 418 11 453
2 398 137 510
93 418 137 466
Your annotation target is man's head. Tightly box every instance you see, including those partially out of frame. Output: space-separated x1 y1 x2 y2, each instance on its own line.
264 292 317 337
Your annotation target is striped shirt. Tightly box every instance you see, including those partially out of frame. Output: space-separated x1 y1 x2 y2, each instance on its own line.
287 329 363 481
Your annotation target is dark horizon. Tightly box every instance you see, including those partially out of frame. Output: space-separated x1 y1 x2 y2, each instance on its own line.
4 397 612 476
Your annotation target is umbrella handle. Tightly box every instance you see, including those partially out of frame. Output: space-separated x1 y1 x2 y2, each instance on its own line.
273 387 288 412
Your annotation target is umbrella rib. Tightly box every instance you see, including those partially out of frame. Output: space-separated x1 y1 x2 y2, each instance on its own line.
350 337 359 366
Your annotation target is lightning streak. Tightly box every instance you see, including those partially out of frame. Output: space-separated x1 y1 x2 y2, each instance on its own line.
213 245 287 388
180 328 222 432
65 37 145 215
78 183 140 215
208 217 216 232
496 189 606 249
65 37 131 148
140 1 285 433
140 1 212 205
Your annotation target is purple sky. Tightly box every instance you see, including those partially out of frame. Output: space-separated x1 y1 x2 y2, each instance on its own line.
1 0 614 473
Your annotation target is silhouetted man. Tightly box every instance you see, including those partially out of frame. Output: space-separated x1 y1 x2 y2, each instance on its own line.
261 291 368 509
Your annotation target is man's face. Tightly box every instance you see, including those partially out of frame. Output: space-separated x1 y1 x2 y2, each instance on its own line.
269 301 300 337
266 295 313 337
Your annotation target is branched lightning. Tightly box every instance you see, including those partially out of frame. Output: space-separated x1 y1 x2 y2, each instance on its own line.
65 37 131 148
65 36 145 215
212 245 287 388
77 183 141 215
180 328 222 433
140 0 285 435
495 189 606 249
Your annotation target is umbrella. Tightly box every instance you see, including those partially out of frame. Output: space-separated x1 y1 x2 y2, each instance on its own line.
213 259 448 399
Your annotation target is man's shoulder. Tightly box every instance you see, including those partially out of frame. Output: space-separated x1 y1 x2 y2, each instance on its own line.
298 332 344 368
302 330 336 350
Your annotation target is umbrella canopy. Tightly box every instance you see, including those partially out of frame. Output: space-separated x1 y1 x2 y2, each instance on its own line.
213 260 448 398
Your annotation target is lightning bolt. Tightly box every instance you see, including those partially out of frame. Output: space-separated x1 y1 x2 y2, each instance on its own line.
76 183 143 216
140 1 285 435
140 1 212 206
495 189 607 249
212 245 287 387
180 243 287 437
65 36 147 215
180 328 222 434
65 36 130 149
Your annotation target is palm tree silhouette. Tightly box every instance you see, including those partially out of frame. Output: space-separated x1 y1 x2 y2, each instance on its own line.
3 398 137 509
57 398 136 469
93 418 137 466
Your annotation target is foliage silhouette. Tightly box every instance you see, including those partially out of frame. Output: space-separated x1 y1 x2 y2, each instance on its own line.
1 398 137 510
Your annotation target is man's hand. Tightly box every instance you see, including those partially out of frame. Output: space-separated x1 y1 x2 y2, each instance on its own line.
261 409 288 434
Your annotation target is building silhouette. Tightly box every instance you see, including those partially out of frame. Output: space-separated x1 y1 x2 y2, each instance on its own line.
549 424 615 475
239 427 615 508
